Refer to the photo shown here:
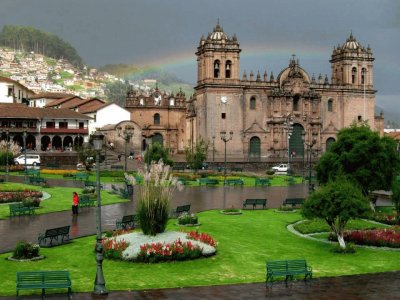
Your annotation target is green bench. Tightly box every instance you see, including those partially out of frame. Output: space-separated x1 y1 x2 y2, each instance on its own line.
74 172 89 181
172 165 185 171
198 178 219 186
214 166 226 172
38 226 70 247
287 177 296 185
172 204 191 217
46 163 60 169
28 176 46 185
9 203 36 217
231 167 243 172
119 187 129 199
111 165 124 170
266 259 312 285
225 179 244 186
16 270 72 299
255 178 271 186
243 198 267 209
116 214 137 229
78 195 95 208
178 177 191 185
25 169 40 177
283 198 305 207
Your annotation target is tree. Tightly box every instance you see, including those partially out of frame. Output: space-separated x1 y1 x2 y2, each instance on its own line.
104 81 130 105
302 178 371 249
316 123 400 196
143 143 173 166
184 138 209 171
391 177 400 214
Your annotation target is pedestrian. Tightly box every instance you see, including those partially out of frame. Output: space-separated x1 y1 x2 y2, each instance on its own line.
129 150 134 159
72 192 79 215
118 154 121 161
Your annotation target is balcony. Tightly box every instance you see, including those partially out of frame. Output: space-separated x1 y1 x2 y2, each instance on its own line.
40 127 88 134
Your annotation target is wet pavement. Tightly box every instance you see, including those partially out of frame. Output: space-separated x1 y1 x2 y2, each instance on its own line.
1 176 399 299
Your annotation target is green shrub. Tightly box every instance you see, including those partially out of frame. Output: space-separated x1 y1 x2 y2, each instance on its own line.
22 197 41 207
330 242 356 254
277 205 296 212
266 169 275 175
178 212 198 225
12 241 40 259
82 186 95 194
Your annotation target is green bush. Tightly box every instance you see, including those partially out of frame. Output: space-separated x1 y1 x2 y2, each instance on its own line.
330 242 356 254
22 197 41 207
82 187 95 194
178 212 198 225
266 169 275 175
12 241 40 259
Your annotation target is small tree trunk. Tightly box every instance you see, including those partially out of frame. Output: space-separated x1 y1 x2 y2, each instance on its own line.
337 234 346 249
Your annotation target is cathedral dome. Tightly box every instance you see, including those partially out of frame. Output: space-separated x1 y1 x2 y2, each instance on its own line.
341 33 362 51
209 23 229 41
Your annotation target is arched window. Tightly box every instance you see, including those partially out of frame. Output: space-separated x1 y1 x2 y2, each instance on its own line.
326 137 336 151
154 113 160 125
225 60 232 78
352 67 357 84
214 60 220 78
250 96 256 109
293 95 300 111
249 136 261 161
361 68 366 85
327 99 333 112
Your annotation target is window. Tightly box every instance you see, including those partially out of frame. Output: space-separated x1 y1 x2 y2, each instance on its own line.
214 60 220 78
225 60 232 78
327 99 333 112
358 115 362 121
250 97 256 110
352 67 357 84
361 68 366 85
79 122 84 129
154 113 160 125
7 86 13 97
46 122 55 128
293 95 300 111
59 122 68 129
221 113 226 119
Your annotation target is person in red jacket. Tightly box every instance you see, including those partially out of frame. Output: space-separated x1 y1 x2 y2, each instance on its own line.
72 192 79 215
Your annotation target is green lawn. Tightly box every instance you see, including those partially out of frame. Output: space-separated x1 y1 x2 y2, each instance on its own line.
0 183 129 219
1 210 399 296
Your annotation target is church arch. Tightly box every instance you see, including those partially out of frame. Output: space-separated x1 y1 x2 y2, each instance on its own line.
293 94 300 111
326 137 336 151
152 133 164 147
225 60 232 78
250 96 256 110
248 136 261 161
214 60 220 78
352 67 357 84
154 113 160 125
289 124 305 157
327 99 333 112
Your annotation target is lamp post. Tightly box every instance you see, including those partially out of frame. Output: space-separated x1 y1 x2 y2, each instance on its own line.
117 125 134 172
1 129 10 182
284 114 294 167
92 131 107 295
145 137 152 167
212 135 215 162
23 128 27 181
302 131 317 193
220 131 233 185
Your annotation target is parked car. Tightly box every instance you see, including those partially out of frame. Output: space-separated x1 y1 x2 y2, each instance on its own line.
14 154 41 166
272 163 290 173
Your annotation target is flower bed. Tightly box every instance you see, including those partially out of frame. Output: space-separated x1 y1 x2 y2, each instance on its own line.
370 213 399 225
0 190 43 204
103 230 217 263
344 228 400 248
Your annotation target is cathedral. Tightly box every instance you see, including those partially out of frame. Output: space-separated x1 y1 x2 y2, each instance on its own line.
187 23 384 161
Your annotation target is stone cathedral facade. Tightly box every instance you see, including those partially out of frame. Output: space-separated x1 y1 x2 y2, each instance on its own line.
187 23 384 161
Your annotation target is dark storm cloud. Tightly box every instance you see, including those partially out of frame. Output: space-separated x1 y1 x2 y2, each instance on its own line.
0 0 398 111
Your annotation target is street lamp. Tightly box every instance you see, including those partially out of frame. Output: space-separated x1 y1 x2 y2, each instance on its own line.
23 128 27 181
92 131 107 295
1 129 10 182
145 136 152 167
220 131 233 185
117 125 134 172
212 135 216 162
284 114 294 167
302 131 317 193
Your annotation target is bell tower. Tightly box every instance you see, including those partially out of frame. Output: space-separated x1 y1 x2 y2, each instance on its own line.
330 33 374 88
196 22 241 85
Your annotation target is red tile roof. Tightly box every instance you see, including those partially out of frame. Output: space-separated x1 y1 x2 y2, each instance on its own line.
28 92 75 100
0 103 92 120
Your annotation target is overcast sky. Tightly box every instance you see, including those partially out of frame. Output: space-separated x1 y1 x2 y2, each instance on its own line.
0 0 399 114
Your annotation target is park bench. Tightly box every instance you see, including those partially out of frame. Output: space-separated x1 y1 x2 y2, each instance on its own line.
78 195 95 208
38 226 70 247
172 204 191 217
287 177 296 185
25 169 40 177
172 165 185 171
198 178 219 186
16 270 72 299
46 163 60 169
74 172 89 181
119 187 129 199
231 167 243 172
266 259 312 285
255 178 271 186
9 202 36 217
225 179 244 186
111 184 119 194
178 177 191 185
28 176 46 185
84 181 103 189
243 198 267 209
214 166 226 172
111 165 124 170
116 214 137 229
283 198 305 207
